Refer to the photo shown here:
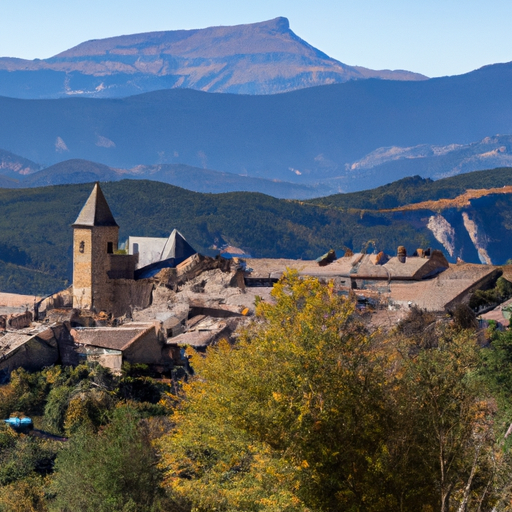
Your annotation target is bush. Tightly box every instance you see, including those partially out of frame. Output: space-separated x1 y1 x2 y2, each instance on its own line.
50 406 178 512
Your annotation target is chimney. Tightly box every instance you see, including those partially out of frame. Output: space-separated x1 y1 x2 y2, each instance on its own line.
397 246 407 263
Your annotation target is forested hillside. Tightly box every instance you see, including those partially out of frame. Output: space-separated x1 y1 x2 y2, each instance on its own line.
3 170 512 295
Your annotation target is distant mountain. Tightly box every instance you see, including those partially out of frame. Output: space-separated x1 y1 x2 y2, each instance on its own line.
22 159 123 187
2 60 512 190
124 163 333 198
0 149 40 179
325 135 512 191
6 158 333 199
0 18 426 99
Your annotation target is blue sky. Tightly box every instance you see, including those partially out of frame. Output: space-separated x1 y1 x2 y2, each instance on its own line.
1 0 511 77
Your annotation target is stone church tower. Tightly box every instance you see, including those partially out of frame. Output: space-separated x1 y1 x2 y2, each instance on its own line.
72 183 119 311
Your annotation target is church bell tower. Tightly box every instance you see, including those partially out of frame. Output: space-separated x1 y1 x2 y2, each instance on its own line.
72 183 119 311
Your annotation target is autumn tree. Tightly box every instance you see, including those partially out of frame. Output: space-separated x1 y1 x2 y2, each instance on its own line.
159 271 400 511
159 271 512 511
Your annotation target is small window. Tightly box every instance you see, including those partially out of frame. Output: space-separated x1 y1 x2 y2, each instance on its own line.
79 241 85 253
133 243 139 254
107 242 113 254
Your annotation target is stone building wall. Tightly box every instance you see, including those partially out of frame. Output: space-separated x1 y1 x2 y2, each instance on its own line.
123 325 166 365
108 254 138 280
110 279 154 318
0 335 59 374
91 226 119 312
73 225 120 311
73 227 93 309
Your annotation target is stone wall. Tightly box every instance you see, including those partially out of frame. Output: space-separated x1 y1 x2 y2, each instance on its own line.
123 324 167 365
7 311 32 330
72 227 93 309
107 254 138 280
91 226 119 312
0 334 59 374
72 225 120 311
110 279 154 318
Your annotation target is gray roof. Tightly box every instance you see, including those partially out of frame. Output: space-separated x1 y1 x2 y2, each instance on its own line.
71 325 154 351
73 182 118 227
160 229 196 261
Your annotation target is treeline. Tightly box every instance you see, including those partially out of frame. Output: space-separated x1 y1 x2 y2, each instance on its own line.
2 272 512 510
309 167 512 210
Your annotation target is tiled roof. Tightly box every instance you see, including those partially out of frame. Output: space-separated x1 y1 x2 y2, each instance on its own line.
0 332 32 355
246 253 448 281
72 182 118 227
71 325 154 351
389 264 498 311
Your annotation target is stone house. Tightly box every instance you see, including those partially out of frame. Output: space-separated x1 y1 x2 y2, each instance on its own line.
0 327 60 375
70 322 167 372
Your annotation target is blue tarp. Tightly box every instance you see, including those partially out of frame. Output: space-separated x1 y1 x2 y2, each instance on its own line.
4 417 33 430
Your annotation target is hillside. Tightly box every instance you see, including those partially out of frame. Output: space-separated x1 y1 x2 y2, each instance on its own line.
0 18 425 99
2 170 512 294
2 158 332 199
308 168 512 209
1 64 512 189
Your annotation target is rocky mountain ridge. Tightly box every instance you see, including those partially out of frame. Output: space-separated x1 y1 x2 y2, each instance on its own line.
0 17 425 98
334 135 512 190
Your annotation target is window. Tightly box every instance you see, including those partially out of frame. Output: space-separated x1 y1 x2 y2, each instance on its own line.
79 241 85 253
107 242 113 254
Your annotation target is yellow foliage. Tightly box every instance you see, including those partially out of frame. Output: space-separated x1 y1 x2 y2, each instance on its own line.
0 476 48 512
159 271 512 511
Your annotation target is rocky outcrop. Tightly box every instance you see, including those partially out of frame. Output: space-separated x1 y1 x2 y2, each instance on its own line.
461 212 492 264
427 215 456 257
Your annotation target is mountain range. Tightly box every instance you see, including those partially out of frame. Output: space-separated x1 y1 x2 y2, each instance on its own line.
0 156 333 199
0 19 512 193
1 59 512 192
0 17 425 99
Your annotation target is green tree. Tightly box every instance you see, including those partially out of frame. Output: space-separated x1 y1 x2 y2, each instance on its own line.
49 405 176 512
393 332 504 512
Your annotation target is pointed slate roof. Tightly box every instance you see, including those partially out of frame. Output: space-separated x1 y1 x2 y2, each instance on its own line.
160 229 196 261
72 183 118 227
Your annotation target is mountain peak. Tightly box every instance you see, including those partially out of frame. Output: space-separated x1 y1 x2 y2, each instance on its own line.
0 18 426 98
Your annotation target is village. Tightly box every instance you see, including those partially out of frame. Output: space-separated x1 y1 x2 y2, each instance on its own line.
0 182 510 378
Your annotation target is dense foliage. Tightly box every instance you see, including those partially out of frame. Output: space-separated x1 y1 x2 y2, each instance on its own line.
159 272 512 511
3 274 512 509
0 363 177 512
